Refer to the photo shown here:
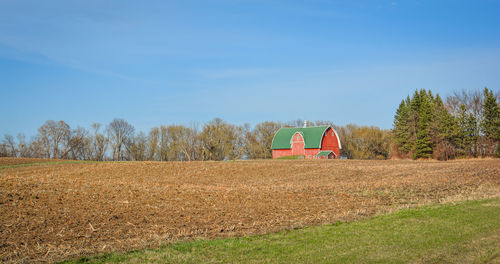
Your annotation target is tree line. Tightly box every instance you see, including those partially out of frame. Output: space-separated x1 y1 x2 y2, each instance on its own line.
393 87 500 160
2 87 496 161
0 118 392 161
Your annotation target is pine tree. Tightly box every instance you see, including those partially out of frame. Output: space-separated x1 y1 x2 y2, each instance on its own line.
439 112 459 157
393 99 411 155
413 92 433 159
430 93 443 142
432 94 458 160
408 90 422 153
480 87 500 156
456 105 477 156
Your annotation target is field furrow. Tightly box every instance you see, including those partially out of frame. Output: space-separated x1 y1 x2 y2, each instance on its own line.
0 159 499 263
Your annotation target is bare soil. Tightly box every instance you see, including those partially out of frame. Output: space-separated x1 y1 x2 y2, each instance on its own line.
0 158 498 263
0 158 65 166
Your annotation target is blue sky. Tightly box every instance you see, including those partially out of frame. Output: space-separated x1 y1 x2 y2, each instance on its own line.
1 0 500 137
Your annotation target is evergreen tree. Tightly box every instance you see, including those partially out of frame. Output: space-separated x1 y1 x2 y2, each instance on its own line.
393 99 411 154
439 111 459 158
456 105 477 156
433 94 458 160
408 90 422 152
480 87 500 156
392 87 499 160
430 93 442 143
413 92 433 159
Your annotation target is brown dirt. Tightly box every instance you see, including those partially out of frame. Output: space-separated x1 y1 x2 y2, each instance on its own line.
0 158 65 166
0 158 499 263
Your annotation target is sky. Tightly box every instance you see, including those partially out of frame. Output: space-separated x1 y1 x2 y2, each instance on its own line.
1 0 500 137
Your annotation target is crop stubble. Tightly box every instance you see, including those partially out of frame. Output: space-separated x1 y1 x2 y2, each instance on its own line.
0 158 65 167
0 159 499 263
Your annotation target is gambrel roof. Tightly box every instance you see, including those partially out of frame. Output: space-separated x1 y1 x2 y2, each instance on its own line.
315 150 335 157
271 126 341 150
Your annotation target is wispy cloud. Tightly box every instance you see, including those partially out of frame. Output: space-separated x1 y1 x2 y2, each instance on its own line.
0 40 163 85
196 67 284 79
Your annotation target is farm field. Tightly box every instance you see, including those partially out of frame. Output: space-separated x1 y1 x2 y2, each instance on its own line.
62 198 500 263
0 157 65 166
0 158 499 263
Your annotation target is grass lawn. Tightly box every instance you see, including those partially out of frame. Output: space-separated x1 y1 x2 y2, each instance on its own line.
63 198 499 264
277 155 305 160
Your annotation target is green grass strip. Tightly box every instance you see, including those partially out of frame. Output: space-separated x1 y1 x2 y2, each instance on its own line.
277 155 305 160
62 198 500 264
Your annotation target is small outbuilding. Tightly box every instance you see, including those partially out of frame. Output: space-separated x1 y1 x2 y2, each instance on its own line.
314 151 336 159
271 125 341 159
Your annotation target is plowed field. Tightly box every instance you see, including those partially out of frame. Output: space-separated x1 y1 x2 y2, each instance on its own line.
0 159 499 263
0 158 64 166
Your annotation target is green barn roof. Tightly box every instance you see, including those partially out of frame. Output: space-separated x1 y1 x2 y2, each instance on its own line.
315 151 334 157
271 126 330 149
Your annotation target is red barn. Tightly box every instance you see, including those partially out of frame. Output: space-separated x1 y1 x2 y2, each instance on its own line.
271 125 341 159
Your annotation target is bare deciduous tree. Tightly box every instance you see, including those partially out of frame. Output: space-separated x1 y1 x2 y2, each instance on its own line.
68 127 90 160
126 131 147 161
199 118 238 161
147 127 160 161
0 139 8 157
446 89 483 117
446 89 484 157
36 120 71 159
91 123 107 161
244 121 281 159
16 134 31 158
165 125 192 161
185 122 202 161
158 126 169 161
107 119 134 161
2 134 17 157
340 124 391 159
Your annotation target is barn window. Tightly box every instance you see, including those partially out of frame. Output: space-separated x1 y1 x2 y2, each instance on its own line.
332 132 334 136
